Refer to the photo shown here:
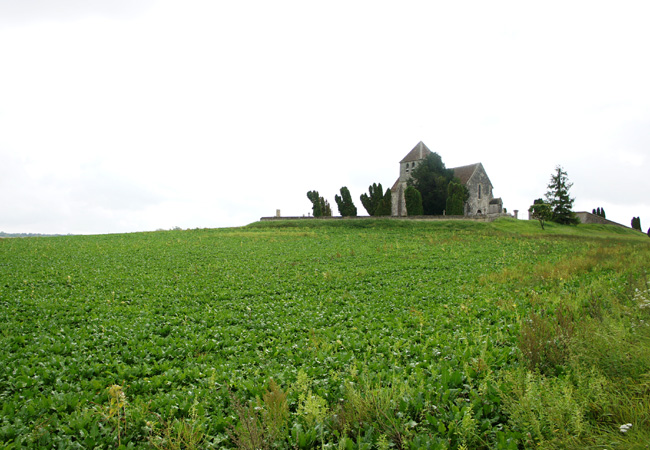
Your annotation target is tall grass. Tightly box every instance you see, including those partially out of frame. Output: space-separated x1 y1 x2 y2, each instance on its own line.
498 238 650 449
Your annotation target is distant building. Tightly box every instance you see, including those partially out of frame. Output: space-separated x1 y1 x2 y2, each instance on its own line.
391 141 504 217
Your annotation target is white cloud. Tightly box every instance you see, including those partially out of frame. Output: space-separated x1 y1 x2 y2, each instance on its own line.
1 1 649 233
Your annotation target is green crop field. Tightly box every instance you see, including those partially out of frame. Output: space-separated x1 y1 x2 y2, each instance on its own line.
1 218 649 449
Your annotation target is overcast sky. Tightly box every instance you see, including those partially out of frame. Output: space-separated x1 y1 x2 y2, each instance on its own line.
1 1 649 234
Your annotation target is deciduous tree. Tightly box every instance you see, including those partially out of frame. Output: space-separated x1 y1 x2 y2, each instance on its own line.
529 198 552 230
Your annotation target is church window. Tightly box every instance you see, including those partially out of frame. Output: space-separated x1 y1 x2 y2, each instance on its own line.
478 184 482 199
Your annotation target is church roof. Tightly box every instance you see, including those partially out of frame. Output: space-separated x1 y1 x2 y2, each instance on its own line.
400 141 432 163
450 163 481 185
392 142 490 190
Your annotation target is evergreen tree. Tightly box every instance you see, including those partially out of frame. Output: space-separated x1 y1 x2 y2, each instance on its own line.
408 153 455 215
335 187 357 217
360 183 384 216
632 217 642 231
307 191 331 217
404 186 423 216
374 190 392 216
307 191 322 217
545 166 579 225
446 181 469 215
593 207 607 218
321 198 332 217
529 198 552 230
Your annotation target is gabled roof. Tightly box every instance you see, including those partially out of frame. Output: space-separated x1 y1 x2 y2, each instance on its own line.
450 163 480 185
400 141 432 163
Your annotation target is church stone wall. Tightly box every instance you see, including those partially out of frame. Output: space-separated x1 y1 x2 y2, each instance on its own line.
464 167 493 215
391 184 405 216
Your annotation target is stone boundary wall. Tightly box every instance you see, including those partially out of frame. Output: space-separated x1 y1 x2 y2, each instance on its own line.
260 213 513 222
574 211 628 228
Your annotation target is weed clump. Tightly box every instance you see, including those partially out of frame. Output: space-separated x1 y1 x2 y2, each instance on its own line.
518 306 575 376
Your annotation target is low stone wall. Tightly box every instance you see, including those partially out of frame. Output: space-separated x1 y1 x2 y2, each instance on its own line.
260 213 512 222
574 212 628 228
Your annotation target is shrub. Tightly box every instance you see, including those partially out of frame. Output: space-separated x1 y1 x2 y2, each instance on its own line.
404 186 423 216
518 306 575 376
445 181 467 215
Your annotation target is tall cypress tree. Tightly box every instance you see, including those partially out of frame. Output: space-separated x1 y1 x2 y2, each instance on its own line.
405 186 423 216
307 191 323 217
307 191 331 217
446 181 469 215
335 187 357 217
360 183 384 216
374 190 392 216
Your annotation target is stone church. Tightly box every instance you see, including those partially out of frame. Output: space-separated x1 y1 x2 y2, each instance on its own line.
391 141 504 217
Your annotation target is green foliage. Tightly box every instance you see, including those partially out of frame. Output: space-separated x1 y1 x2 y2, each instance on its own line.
360 183 384 216
500 366 607 447
592 207 606 218
228 380 289 450
335 186 357 217
404 186 423 216
518 307 575 376
1 221 649 449
322 199 332 217
150 401 206 450
545 166 579 225
307 190 322 217
632 216 642 231
528 198 552 230
408 153 455 215
445 180 468 215
307 191 331 217
359 183 392 217
374 190 392 217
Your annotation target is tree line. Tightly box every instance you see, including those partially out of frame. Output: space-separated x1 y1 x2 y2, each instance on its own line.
529 167 649 236
306 153 468 217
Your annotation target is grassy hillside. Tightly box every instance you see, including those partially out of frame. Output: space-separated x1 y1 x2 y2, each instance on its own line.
1 219 649 449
